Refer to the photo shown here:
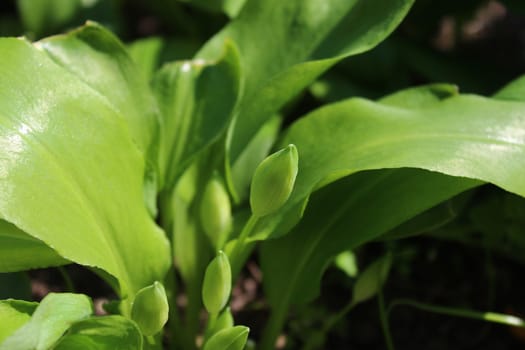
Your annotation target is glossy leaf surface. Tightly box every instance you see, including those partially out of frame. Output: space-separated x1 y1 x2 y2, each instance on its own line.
198 0 415 193
38 22 159 159
0 34 170 299
154 42 241 190
284 94 525 210
261 83 525 332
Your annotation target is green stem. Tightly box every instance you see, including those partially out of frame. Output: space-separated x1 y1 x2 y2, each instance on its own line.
259 299 289 350
228 215 259 273
165 268 187 350
378 288 395 350
387 299 525 328
302 301 356 350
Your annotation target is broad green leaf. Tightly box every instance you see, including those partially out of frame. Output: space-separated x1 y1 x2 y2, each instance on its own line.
0 293 92 350
230 116 281 202
283 94 525 210
379 83 459 108
37 22 159 160
261 169 480 306
37 22 162 216
53 316 143 350
0 220 68 272
494 74 525 101
0 36 170 301
127 37 163 82
0 300 37 343
198 0 415 196
248 84 460 243
153 41 241 190
261 85 525 339
380 191 472 241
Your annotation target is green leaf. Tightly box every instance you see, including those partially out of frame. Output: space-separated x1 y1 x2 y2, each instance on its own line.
379 83 459 108
127 37 163 82
53 316 143 350
380 191 472 241
0 220 68 272
260 84 525 339
230 116 281 202
0 300 37 343
0 34 170 301
0 293 92 350
203 326 249 350
284 94 525 211
198 0 415 190
37 22 159 160
494 74 525 102
154 41 241 190
261 169 480 306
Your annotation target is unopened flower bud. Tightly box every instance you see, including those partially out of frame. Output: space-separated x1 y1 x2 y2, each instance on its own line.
202 251 232 314
250 144 298 217
203 326 249 350
200 175 232 249
352 253 392 305
131 281 169 336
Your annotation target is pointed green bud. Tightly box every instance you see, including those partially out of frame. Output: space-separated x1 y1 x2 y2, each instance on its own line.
250 144 298 217
203 326 249 350
352 253 392 305
131 281 169 336
200 174 233 249
202 251 232 314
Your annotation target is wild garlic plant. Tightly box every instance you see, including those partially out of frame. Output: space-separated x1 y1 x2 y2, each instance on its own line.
2 1 525 349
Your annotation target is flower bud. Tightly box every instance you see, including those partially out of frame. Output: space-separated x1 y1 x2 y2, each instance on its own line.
131 281 169 336
203 326 249 350
250 144 298 217
202 251 232 314
200 175 232 249
352 253 392 305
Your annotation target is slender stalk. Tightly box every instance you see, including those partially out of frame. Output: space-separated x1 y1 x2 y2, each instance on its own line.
165 268 187 350
377 288 395 350
259 300 289 350
387 299 525 328
228 215 259 273
302 301 356 350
